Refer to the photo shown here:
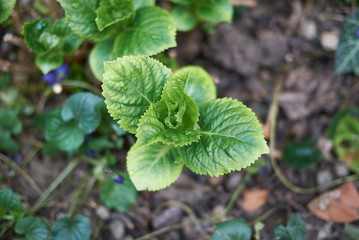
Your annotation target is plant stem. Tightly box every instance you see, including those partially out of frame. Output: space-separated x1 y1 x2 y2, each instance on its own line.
62 80 101 95
67 174 90 217
0 153 42 196
269 76 359 194
135 173 251 240
28 158 81 215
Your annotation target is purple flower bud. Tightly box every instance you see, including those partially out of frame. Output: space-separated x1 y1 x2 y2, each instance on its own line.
356 29 359 37
113 175 124 184
87 148 97 158
42 63 70 87
103 169 109 174
84 134 91 143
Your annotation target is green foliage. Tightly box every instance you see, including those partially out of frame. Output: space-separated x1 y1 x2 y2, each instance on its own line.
335 11 359 74
332 114 359 174
23 19 82 73
282 139 322 169
102 56 171 133
0 0 16 23
133 0 155 10
246 157 267 174
344 223 359 240
0 109 22 152
212 218 252 240
170 0 233 32
327 108 359 139
15 217 52 240
61 92 103 134
274 214 307 240
102 56 268 190
90 6 176 80
95 0 134 31
53 215 91 240
0 189 25 221
57 0 113 41
127 142 184 190
100 173 138 212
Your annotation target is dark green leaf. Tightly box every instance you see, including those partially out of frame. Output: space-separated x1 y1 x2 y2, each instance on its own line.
282 139 322 169
169 0 194 5
274 214 307 240
100 173 138 211
0 0 16 23
61 92 103 134
181 98 269 176
195 0 233 24
0 109 22 134
53 215 91 240
127 142 184 190
172 6 197 32
87 136 114 151
0 188 24 221
212 218 251 240
89 37 116 81
57 0 113 41
113 7 176 57
35 50 64 74
345 223 359 240
95 0 134 31
44 110 85 152
335 11 359 74
102 56 171 133
15 217 52 240
136 71 200 146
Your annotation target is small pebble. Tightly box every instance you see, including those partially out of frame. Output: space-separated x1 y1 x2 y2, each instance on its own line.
300 20 318 40
225 173 242 191
320 31 339 51
152 206 182 229
317 169 333 186
96 206 110 221
335 163 349 177
110 220 125 240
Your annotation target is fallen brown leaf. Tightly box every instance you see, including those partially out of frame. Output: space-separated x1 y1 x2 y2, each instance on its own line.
308 182 359 223
239 189 268 212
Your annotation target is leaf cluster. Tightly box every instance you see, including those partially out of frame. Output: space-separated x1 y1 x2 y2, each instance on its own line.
0 109 22 152
102 56 269 191
0 0 16 23
170 0 233 32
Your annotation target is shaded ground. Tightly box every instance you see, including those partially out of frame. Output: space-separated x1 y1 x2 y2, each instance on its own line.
1 0 359 239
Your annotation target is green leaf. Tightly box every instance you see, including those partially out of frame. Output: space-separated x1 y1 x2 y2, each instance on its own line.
246 157 267 174
87 136 114 151
23 19 60 54
15 217 52 240
212 218 251 240
89 37 116 81
35 50 64 74
274 214 307 240
333 114 359 174
100 173 138 211
335 11 359 74
52 19 83 56
95 0 134 31
327 108 359 139
0 188 24 221
53 215 91 240
169 0 194 5
0 0 16 23
113 7 176 57
44 110 85 152
57 0 113 41
177 66 217 106
282 139 322 169
61 92 103 134
127 142 184 190
0 135 20 152
0 109 22 134
172 6 197 32
133 0 155 10
181 98 269 176
345 223 359 240
195 0 233 24
102 56 171 133
136 71 200 146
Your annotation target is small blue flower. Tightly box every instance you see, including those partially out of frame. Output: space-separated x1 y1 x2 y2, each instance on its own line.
113 175 124 184
87 148 97 158
356 29 359 37
42 63 70 87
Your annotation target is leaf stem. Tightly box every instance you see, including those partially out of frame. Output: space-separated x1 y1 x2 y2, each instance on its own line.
28 158 81 215
269 75 359 194
62 80 102 95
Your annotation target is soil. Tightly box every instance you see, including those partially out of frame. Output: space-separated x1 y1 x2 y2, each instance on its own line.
1 0 359 239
